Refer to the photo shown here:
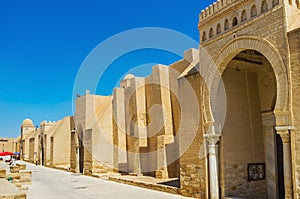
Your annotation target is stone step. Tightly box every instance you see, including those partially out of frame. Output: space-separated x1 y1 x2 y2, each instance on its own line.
7 173 21 179
20 186 29 191
10 166 20 173
0 168 6 178
16 164 26 170
0 179 27 199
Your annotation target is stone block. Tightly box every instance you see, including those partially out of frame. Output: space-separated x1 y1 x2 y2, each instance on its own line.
0 168 6 178
155 170 168 179
19 171 31 179
16 164 26 170
10 166 20 173
0 179 27 199
7 173 20 180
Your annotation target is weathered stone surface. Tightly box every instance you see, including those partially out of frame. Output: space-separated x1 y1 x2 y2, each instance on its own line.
0 179 26 199
0 168 6 178
10 166 20 174
6 1 300 199
179 0 300 198
16 164 26 171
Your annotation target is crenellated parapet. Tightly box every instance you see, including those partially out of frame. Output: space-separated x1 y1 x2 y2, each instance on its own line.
200 0 242 21
40 120 55 133
198 0 291 43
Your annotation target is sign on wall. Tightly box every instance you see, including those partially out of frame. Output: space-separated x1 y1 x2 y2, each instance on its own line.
247 163 266 181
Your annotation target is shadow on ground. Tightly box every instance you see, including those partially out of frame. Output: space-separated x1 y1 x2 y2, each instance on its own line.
158 179 180 188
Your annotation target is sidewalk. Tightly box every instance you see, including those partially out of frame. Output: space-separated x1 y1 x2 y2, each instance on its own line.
24 162 193 199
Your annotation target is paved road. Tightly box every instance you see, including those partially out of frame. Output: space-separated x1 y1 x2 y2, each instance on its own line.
25 163 192 199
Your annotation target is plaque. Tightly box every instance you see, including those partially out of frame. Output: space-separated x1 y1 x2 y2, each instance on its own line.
247 163 265 181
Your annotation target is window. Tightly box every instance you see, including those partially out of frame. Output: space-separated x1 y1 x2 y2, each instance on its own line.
262 0 268 13
251 5 257 18
209 28 214 38
241 10 247 22
202 31 207 42
224 19 229 30
232 17 238 27
216 23 221 34
272 0 279 7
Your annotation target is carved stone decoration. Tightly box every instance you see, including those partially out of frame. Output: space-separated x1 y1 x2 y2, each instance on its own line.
279 131 291 143
275 126 293 143
248 163 266 181
205 134 220 146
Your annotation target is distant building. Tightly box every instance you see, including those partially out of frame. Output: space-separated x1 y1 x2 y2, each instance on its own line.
0 137 15 152
18 117 74 169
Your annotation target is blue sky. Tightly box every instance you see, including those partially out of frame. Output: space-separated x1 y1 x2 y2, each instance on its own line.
0 0 215 138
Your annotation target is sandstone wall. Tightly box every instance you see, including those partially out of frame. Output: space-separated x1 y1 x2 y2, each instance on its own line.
178 73 207 199
52 116 72 167
288 28 300 199
201 5 289 73
220 70 267 198
112 88 128 173
92 97 114 173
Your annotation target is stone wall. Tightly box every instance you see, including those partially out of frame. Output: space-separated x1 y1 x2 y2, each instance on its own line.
83 129 93 176
70 131 78 173
169 59 192 179
288 28 300 199
124 77 146 174
201 6 289 71
74 93 114 174
146 65 175 178
52 117 72 167
91 97 114 174
178 73 207 199
28 138 34 163
223 163 267 198
112 88 128 173
220 69 267 198
42 117 72 167
0 138 15 153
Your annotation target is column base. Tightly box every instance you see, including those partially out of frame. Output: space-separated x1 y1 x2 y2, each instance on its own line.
155 169 168 179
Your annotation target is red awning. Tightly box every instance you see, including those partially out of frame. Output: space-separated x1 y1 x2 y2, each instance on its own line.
0 152 14 156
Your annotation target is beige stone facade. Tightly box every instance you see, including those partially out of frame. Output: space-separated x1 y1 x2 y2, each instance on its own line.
178 0 300 198
111 55 193 179
43 117 73 168
7 0 300 198
0 137 15 153
20 119 36 161
72 92 114 175
16 117 74 169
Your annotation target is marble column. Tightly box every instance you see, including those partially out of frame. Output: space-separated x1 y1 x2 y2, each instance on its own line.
276 126 293 199
205 134 220 199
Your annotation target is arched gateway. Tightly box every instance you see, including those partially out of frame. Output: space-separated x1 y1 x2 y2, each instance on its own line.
178 0 300 198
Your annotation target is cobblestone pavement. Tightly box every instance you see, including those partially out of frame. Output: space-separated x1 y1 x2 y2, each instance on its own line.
24 163 192 199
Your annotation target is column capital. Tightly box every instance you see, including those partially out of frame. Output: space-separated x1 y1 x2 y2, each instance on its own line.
204 134 221 145
275 126 294 143
278 131 291 143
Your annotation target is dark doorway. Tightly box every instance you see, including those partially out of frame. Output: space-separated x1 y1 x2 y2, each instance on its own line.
79 140 84 174
276 133 285 198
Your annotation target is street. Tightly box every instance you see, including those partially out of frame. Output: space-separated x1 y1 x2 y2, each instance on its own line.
25 163 192 199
